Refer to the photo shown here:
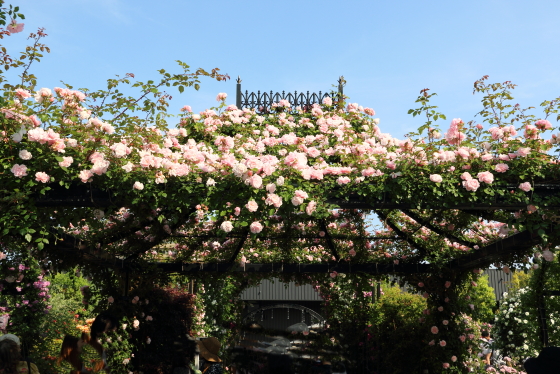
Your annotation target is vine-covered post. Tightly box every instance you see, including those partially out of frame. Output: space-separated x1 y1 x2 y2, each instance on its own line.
535 261 550 347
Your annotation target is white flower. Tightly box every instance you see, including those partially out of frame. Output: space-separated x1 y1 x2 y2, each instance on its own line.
133 181 144 190
19 150 32 160
206 178 216 186
220 221 233 233
122 162 134 172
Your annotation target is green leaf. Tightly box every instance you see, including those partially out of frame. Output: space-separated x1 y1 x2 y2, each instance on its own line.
25 233 32 242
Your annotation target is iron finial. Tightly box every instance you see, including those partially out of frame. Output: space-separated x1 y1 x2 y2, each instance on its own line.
236 76 242 84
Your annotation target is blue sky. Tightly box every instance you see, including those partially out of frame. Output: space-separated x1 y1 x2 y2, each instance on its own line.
4 0 560 138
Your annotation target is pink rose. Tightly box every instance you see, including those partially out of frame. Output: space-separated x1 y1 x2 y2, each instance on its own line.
439 340 446 347
459 335 466 342
322 97 333 106
306 201 317 215
133 182 144 190
10 164 28 178
35 172 50 183
494 163 509 173
429 174 443 183
337 176 351 185
543 250 555 262
445 281 451 288
246 200 258 212
443 363 450 369
216 92 227 101
220 221 233 233
431 326 439 334
79 170 93 183
108 296 114 303
59 156 73 168
7 20 24 34
477 171 494 184
330 271 338 278
19 150 32 160
519 182 532 192
462 179 480 192
250 221 263 234
535 119 552 130
418 282 424 287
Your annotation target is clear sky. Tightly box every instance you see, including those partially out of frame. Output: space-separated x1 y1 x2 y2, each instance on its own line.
3 0 560 138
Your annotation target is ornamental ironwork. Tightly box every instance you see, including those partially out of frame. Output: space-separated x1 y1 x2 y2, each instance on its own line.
235 76 346 113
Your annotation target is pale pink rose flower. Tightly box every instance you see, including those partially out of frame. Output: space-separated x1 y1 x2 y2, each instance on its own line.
322 97 333 106
220 221 233 232
349 249 356 256
445 118 466 145
337 176 351 185
234 207 241 216
19 150 32 160
7 20 24 33
330 271 338 278
216 92 228 101
34 87 52 103
133 319 140 328
442 320 449 325
462 179 480 192
59 156 73 168
494 163 509 173
429 174 443 183
79 170 93 183
444 281 451 288
246 200 258 212
535 119 552 130
519 182 531 192
481 153 493 161
364 107 375 116
460 172 472 181
437 306 444 312
439 340 446 347
14 88 31 99
133 181 144 190
265 193 283 208
418 282 424 287
181 105 192 112
431 326 439 334
442 363 450 369
477 171 494 184
11 164 28 178
428 340 435 346
249 221 263 233
516 147 531 157
248 174 263 189
35 172 50 183
543 250 555 262
291 196 304 206
266 183 276 193
294 190 308 199
527 204 537 213
459 335 466 342
108 296 114 303
306 201 317 215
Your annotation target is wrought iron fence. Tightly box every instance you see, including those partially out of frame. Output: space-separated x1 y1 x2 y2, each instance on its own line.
236 76 346 113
